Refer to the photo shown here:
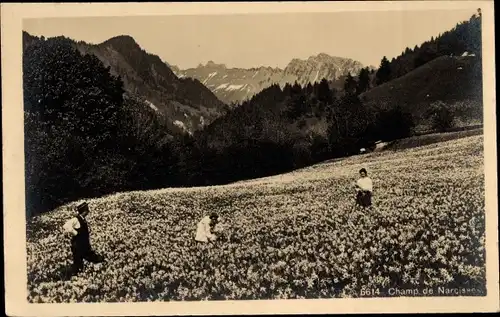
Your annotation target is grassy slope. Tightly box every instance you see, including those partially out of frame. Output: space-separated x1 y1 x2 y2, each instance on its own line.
27 133 485 302
302 55 482 140
360 55 483 129
385 128 483 151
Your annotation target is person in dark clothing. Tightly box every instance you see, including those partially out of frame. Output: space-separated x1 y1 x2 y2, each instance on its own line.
63 202 104 275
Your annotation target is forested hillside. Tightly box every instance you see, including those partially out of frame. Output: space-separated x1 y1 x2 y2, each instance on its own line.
23 32 229 134
372 11 482 85
23 36 181 216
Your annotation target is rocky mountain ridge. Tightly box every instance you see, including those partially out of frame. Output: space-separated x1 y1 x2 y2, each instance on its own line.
172 53 372 104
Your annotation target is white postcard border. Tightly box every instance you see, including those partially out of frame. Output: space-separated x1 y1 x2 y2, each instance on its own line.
2 1 498 316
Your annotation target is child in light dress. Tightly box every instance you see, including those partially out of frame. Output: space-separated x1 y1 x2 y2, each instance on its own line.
195 213 224 243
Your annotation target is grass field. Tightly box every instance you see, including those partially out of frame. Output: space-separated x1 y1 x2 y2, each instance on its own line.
26 133 486 302
385 128 483 151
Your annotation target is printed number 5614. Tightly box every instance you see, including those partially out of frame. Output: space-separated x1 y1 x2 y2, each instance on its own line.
360 288 381 296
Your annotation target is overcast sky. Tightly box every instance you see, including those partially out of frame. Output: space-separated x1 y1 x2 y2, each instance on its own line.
23 9 476 69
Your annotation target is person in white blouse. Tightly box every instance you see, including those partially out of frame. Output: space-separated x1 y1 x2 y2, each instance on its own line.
355 168 373 208
195 213 221 243
63 202 104 275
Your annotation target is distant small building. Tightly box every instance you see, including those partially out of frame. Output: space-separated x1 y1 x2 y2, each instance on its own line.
374 140 389 152
462 51 476 57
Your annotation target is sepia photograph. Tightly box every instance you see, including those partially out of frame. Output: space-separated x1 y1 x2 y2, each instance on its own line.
2 1 499 315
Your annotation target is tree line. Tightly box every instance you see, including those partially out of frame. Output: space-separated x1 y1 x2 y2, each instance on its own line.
373 11 481 86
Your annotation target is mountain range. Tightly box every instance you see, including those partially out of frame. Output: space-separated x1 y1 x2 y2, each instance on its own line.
170 54 373 104
23 31 373 132
23 9 481 135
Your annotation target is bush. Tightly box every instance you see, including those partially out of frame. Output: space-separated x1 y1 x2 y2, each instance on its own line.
426 101 455 132
374 106 415 141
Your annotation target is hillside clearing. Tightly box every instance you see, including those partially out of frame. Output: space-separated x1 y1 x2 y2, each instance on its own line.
360 55 482 128
383 128 483 152
27 134 485 302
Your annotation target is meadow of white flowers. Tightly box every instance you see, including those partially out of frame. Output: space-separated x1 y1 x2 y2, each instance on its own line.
26 135 485 302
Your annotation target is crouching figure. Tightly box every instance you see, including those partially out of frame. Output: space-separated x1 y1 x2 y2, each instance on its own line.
195 213 220 243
